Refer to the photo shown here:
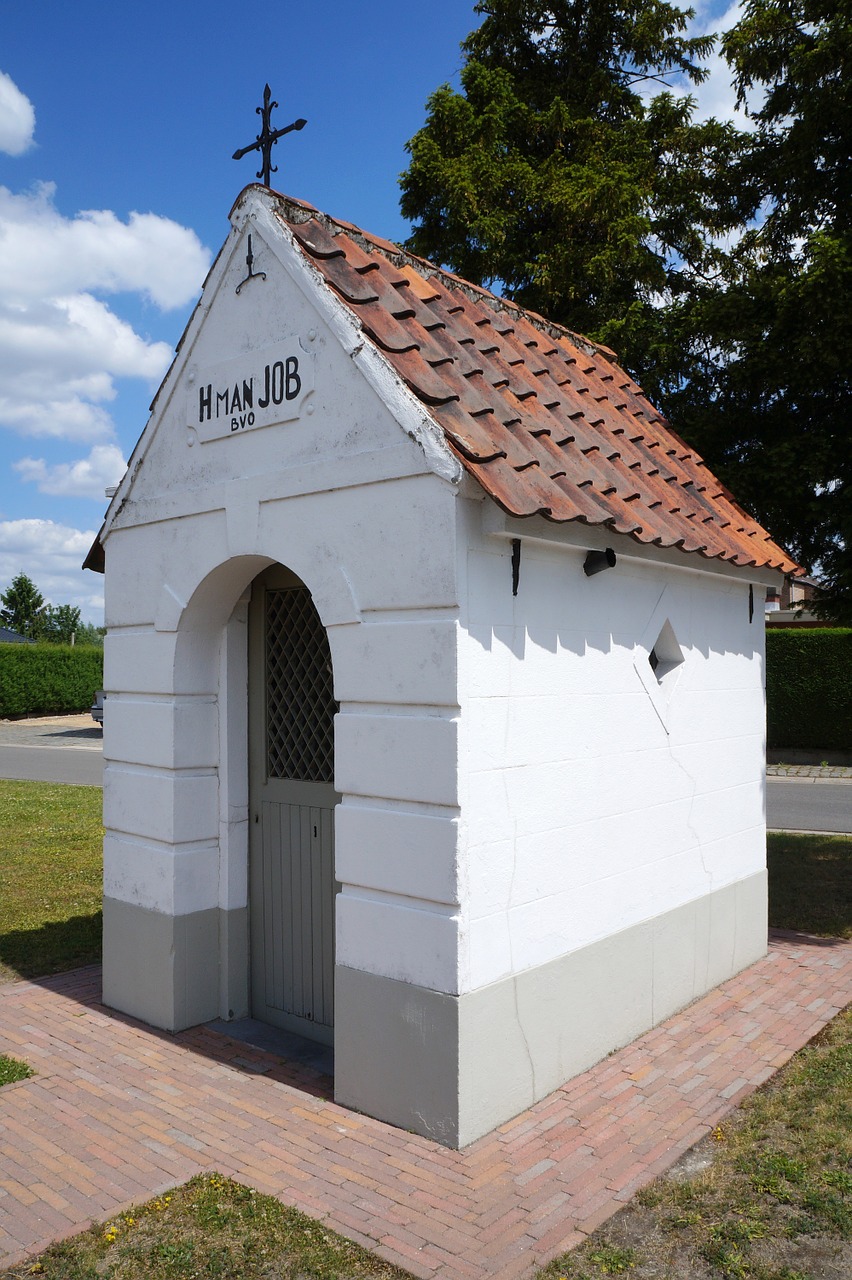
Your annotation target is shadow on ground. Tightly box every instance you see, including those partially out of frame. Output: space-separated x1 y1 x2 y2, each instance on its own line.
33 964 335 1102
43 726 102 743
768 834 852 939
0 912 102 983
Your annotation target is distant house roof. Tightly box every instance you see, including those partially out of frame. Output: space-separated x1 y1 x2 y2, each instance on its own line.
85 186 799 578
0 626 33 644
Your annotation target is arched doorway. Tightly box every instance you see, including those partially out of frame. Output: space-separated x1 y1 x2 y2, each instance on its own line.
248 564 339 1044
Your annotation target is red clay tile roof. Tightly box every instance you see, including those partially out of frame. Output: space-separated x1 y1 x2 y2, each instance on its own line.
275 191 798 576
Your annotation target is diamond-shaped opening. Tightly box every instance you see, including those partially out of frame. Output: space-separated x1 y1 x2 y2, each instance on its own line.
648 618 684 685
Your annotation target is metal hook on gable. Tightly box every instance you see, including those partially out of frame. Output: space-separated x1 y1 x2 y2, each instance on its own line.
236 234 267 295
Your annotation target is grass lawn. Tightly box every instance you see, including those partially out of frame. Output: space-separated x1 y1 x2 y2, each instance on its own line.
0 780 103 983
0 1175 413 1280
0 780 849 1279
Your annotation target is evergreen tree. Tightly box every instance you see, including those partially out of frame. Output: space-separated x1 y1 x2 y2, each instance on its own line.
400 0 852 614
682 0 852 619
0 573 46 640
400 0 745 379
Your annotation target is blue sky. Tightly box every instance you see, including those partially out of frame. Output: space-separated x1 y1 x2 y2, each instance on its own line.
0 0 743 623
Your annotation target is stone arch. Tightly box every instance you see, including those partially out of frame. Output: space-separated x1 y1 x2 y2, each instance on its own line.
165 551 347 1030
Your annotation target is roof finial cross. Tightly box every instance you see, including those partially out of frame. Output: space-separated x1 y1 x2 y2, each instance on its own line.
232 84 307 188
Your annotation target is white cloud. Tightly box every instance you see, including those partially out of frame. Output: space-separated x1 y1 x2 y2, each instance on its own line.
0 71 35 155
0 183 210 310
686 2 755 128
14 444 127 499
0 292 173 440
639 2 756 129
0 393 114 442
0 182 210 442
0 518 103 622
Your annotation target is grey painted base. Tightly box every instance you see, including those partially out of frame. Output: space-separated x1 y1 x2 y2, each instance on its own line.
335 966 461 1145
335 872 767 1148
105 875 766 1148
102 897 248 1032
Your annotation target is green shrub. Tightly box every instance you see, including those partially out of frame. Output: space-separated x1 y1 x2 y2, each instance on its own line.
766 629 852 750
0 643 103 718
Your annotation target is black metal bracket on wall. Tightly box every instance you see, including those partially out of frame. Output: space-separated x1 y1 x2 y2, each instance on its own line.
512 539 521 596
583 548 617 577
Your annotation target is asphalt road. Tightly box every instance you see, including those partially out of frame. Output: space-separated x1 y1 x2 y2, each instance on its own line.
767 777 852 835
0 714 103 786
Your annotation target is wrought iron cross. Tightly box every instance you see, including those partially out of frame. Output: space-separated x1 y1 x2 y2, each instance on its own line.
232 84 307 187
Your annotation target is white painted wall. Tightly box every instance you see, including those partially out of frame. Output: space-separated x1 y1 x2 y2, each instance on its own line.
101 196 467 1010
455 497 768 994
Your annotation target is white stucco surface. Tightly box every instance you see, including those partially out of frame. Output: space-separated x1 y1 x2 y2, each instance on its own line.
100 198 466 995
103 831 219 916
454 504 768 993
335 805 460 905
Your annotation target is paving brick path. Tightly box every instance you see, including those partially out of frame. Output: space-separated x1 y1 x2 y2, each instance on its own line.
1 932 850 1279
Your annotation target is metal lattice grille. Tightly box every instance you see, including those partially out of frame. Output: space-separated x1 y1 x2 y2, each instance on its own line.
265 587 336 782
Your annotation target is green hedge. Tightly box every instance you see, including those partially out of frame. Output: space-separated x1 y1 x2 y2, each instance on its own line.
0 644 103 718
766 628 852 751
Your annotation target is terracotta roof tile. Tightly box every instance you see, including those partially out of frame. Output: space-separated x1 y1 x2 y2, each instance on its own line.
273 192 797 576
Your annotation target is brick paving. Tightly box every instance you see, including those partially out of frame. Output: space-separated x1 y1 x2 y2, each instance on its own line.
0 932 849 1279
